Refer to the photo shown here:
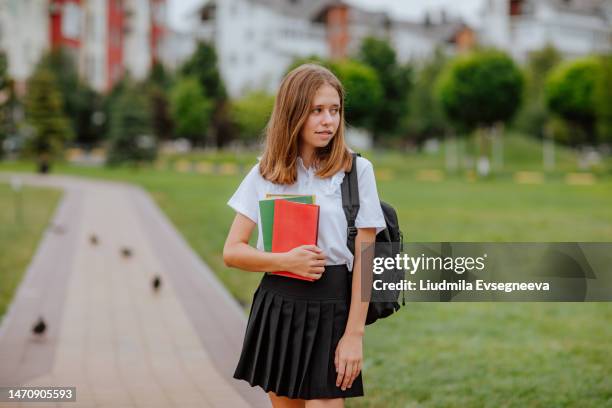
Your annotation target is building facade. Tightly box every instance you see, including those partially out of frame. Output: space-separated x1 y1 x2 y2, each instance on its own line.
195 0 329 97
191 0 475 98
0 0 168 93
0 0 49 93
480 0 612 61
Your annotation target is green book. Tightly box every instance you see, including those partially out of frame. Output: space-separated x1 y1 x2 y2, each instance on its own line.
259 195 314 251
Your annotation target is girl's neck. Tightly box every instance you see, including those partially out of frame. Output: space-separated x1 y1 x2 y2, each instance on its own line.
299 147 315 170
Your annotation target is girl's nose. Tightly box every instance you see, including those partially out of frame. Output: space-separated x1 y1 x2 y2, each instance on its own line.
321 110 332 124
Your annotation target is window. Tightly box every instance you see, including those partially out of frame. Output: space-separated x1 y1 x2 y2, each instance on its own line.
62 2 82 39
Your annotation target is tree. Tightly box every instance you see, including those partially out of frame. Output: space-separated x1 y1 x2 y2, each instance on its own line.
230 91 275 144
24 65 73 172
181 42 226 101
357 37 412 142
437 49 523 130
594 55 612 144
357 37 397 77
285 57 383 133
329 60 383 131
527 44 563 91
0 52 21 159
106 83 156 165
0 51 10 157
170 77 213 145
0 51 7 91
545 57 602 145
513 44 562 137
149 84 174 141
403 47 449 145
287 55 329 73
436 49 524 175
146 63 174 141
148 61 173 91
40 48 104 146
72 85 107 146
181 42 231 147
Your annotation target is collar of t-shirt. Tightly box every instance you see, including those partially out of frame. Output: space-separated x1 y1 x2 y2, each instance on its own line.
297 156 317 175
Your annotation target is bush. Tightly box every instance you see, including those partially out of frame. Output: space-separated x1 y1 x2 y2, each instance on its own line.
545 57 602 144
230 91 274 144
170 77 213 145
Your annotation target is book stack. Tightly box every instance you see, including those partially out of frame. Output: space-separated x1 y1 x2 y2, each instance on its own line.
259 194 320 281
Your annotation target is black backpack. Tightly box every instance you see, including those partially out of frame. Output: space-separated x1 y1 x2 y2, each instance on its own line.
341 153 404 325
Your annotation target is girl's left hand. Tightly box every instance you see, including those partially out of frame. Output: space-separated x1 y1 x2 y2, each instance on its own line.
334 333 363 390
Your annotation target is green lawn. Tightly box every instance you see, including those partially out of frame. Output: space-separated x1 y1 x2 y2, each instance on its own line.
156 131 612 180
1 137 611 407
0 183 62 318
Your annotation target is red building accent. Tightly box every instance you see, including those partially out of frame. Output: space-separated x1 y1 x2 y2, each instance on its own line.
150 0 166 65
107 0 125 91
49 0 82 50
510 0 525 16
326 5 350 60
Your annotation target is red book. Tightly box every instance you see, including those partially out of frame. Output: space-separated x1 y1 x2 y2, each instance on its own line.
271 199 320 281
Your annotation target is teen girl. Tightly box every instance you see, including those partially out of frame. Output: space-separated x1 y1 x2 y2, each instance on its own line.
223 64 386 408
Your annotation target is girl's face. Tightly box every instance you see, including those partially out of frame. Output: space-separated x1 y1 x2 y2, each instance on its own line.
300 83 341 150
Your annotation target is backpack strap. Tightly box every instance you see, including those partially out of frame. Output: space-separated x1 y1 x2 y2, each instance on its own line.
341 152 361 255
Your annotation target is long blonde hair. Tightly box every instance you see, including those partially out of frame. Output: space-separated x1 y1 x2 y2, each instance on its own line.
259 63 352 185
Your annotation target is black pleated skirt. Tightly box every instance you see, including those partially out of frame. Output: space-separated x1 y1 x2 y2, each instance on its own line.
233 264 364 400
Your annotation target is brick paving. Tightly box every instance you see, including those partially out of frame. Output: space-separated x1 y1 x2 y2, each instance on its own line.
0 174 269 408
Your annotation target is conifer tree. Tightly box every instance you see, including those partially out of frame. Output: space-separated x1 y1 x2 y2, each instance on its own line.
106 84 156 165
24 65 72 172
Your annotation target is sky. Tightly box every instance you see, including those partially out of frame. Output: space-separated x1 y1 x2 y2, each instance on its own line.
167 0 486 32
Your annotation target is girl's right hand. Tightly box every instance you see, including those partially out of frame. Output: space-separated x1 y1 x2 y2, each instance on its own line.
282 245 327 280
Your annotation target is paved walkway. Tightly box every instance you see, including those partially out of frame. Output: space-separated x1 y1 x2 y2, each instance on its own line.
0 173 269 408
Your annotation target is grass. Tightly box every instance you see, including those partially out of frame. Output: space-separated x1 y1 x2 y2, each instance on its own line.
360 303 612 408
1 133 611 407
154 132 612 179
0 183 62 318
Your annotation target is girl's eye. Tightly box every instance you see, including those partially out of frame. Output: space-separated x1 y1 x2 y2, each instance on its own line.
331 108 338 114
313 108 321 113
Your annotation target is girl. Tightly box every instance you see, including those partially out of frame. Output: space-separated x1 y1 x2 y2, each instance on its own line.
223 64 386 408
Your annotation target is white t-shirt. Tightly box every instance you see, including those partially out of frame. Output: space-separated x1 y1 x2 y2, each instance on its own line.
227 155 386 271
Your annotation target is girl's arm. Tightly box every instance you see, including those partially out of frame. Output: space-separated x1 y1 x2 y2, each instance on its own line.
223 213 327 279
334 227 376 391
345 227 376 335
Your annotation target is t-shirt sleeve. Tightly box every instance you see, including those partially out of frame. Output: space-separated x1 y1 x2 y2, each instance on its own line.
227 164 260 223
354 158 386 235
